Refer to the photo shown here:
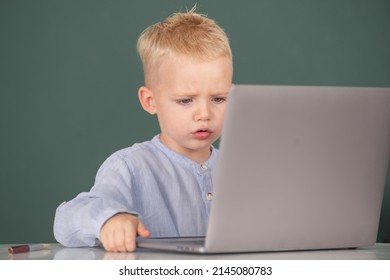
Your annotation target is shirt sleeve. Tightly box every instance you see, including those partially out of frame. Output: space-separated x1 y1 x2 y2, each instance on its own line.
53 153 139 247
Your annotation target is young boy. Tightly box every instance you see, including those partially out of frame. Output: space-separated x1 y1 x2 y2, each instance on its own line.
53 8 233 252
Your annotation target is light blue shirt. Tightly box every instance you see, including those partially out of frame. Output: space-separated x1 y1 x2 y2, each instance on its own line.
53 135 218 247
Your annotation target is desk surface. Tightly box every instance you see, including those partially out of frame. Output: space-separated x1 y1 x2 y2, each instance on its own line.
1 243 390 260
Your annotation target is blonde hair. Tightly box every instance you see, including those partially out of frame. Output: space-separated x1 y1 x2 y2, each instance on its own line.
137 7 232 85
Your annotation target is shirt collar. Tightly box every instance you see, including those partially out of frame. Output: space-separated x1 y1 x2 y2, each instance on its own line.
151 134 218 171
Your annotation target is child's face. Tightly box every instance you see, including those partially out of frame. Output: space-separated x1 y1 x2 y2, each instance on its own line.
140 56 233 163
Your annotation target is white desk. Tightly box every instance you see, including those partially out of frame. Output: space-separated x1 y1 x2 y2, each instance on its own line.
1 243 389 260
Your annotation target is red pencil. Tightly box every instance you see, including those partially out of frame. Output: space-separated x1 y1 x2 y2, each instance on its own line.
8 244 50 254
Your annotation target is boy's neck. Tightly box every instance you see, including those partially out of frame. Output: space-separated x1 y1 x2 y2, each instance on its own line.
185 147 212 164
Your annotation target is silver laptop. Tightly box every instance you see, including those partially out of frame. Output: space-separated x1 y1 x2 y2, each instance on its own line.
137 85 390 254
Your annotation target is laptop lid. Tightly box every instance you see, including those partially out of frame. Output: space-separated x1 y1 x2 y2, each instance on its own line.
205 85 390 253
137 85 390 254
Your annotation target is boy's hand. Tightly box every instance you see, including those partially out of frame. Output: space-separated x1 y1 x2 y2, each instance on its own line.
99 213 150 252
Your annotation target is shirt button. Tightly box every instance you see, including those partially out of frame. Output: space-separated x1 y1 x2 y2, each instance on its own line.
206 192 213 200
200 164 208 171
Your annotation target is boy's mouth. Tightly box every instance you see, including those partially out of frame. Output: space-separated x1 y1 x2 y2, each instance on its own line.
193 129 212 140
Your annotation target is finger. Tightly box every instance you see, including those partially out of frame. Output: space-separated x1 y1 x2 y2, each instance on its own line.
113 228 127 252
100 220 116 252
100 225 117 252
123 223 137 252
108 230 120 252
102 230 115 252
137 221 151 238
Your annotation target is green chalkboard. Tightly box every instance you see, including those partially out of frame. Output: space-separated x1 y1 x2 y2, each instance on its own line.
0 0 389 243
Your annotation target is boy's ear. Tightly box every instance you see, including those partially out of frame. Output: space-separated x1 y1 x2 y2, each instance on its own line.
138 86 157 115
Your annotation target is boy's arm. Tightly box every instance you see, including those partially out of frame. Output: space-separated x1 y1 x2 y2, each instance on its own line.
53 193 136 247
53 154 141 248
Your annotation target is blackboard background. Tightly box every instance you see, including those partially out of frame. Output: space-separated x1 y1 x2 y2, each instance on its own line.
1 0 389 243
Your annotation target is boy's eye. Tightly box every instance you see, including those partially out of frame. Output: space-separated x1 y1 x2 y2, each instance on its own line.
177 99 193 105
212 97 227 104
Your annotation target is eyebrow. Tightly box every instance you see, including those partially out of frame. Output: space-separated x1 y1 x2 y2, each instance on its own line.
171 93 198 98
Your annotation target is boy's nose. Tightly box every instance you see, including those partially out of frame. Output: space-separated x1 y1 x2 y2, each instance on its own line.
195 103 211 121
